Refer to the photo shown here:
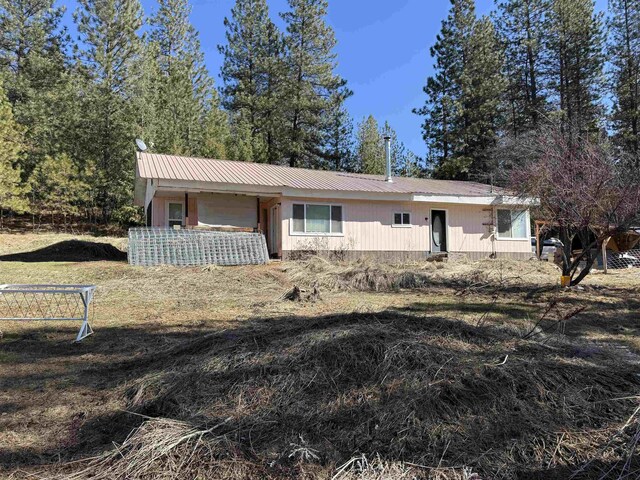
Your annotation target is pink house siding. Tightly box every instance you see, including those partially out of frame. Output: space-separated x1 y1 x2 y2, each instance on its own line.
151 193 198 227
280 197 532 260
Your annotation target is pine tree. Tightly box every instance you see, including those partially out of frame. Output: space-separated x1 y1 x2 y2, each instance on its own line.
324 100 355 171
149 0 215 156
132 41 162 150
0 0 72 175
225 113 258 161
74 0 143 220
280 0 350 168
219 0 284 163
494 0 550 135
202 104 230 160
0 86 29 223
382 121 421 177
461 16 506 177
546 0 605 132
29 153 90 225
415 0 505 179
356 115 384 175
608 0 640 158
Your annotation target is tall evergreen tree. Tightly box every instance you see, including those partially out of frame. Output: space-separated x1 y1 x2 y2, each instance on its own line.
382 121 421 177
0 0 72 175
0 86 28 221
546 0 605 132
149 0 215 156
608 0 640 158
219 0 284 163
74 0 143 220
416 0 505 179
461 16 506 177
280 0 350 168
494 0 550 135
356 115 384 175
28 153 90 225
323 96 354 171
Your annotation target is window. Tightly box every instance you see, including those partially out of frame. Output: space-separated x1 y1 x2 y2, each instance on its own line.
167 202 184 227
393 212 411 227
292 203 343 235
496 209 527 239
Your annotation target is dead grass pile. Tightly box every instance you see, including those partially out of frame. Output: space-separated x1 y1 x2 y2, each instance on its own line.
56 417 243 480
284 256 559 293
55 310 640 479
332 454 478 480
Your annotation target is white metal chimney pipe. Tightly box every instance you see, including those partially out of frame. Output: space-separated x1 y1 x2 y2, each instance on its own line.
384 135 393 182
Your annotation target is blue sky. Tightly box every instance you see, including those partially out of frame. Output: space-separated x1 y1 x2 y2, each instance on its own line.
59 0 608 157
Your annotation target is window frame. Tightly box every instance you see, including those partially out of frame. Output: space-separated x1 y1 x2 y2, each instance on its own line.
290 202 345 237
392 211 412 228
495 208 530 241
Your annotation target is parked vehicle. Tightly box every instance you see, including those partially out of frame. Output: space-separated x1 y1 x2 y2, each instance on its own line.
531 237 563 261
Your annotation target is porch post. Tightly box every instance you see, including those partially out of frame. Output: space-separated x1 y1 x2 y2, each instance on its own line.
602 236 611 274
184 192 189 227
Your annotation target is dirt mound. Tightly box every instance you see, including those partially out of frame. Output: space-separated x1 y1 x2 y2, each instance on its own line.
0 240 127 262
51 310 640 479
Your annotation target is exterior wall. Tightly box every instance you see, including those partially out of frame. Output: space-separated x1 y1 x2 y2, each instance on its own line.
151 192 258 228
151 193 198 227
280 197 533 260
196 193 257 228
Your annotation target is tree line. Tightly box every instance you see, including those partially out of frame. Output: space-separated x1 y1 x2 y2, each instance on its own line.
417 0 640 181
0 0 416 225
1 0 638 225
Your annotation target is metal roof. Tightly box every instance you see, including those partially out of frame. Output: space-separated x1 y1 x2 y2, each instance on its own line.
137 152 505 197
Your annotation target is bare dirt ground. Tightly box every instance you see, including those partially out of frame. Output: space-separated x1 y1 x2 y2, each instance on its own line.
0 233 639 479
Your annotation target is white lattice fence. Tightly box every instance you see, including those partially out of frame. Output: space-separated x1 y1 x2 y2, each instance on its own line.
606 249 640 269
0 285 96 342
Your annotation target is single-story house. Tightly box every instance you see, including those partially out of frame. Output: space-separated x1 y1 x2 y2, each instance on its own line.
133 151 535 261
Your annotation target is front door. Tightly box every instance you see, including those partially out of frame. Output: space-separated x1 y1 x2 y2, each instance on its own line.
431 210 447 253
269 205 280 257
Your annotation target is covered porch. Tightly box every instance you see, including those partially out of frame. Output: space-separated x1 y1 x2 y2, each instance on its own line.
145 189 282 259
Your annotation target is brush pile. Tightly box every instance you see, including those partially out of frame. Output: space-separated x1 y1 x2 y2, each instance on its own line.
53 306 640 479
283 256 558 293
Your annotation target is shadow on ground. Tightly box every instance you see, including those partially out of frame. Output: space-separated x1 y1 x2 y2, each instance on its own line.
0 240 127 262
1 305 638 479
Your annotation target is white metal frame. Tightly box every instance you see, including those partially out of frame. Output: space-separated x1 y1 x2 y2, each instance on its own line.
289 202 345 237
392 211 412 228
0 284 96 342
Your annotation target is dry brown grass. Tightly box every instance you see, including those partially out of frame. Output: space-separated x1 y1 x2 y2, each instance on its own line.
0 233 639 480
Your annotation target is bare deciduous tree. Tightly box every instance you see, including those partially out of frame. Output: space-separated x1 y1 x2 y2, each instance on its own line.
509 124 640 285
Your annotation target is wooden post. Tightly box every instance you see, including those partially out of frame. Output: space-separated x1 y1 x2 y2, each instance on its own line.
184 192 189 227
535 222 541 260
602 236 611 274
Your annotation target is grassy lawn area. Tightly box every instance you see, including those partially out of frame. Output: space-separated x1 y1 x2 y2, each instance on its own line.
1 233 639 479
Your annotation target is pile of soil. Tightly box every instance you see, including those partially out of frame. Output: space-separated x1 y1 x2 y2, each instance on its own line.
0 240 127 262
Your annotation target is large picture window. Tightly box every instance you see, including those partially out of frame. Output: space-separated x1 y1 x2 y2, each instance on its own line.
496 209 527 239
292 203 343 235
